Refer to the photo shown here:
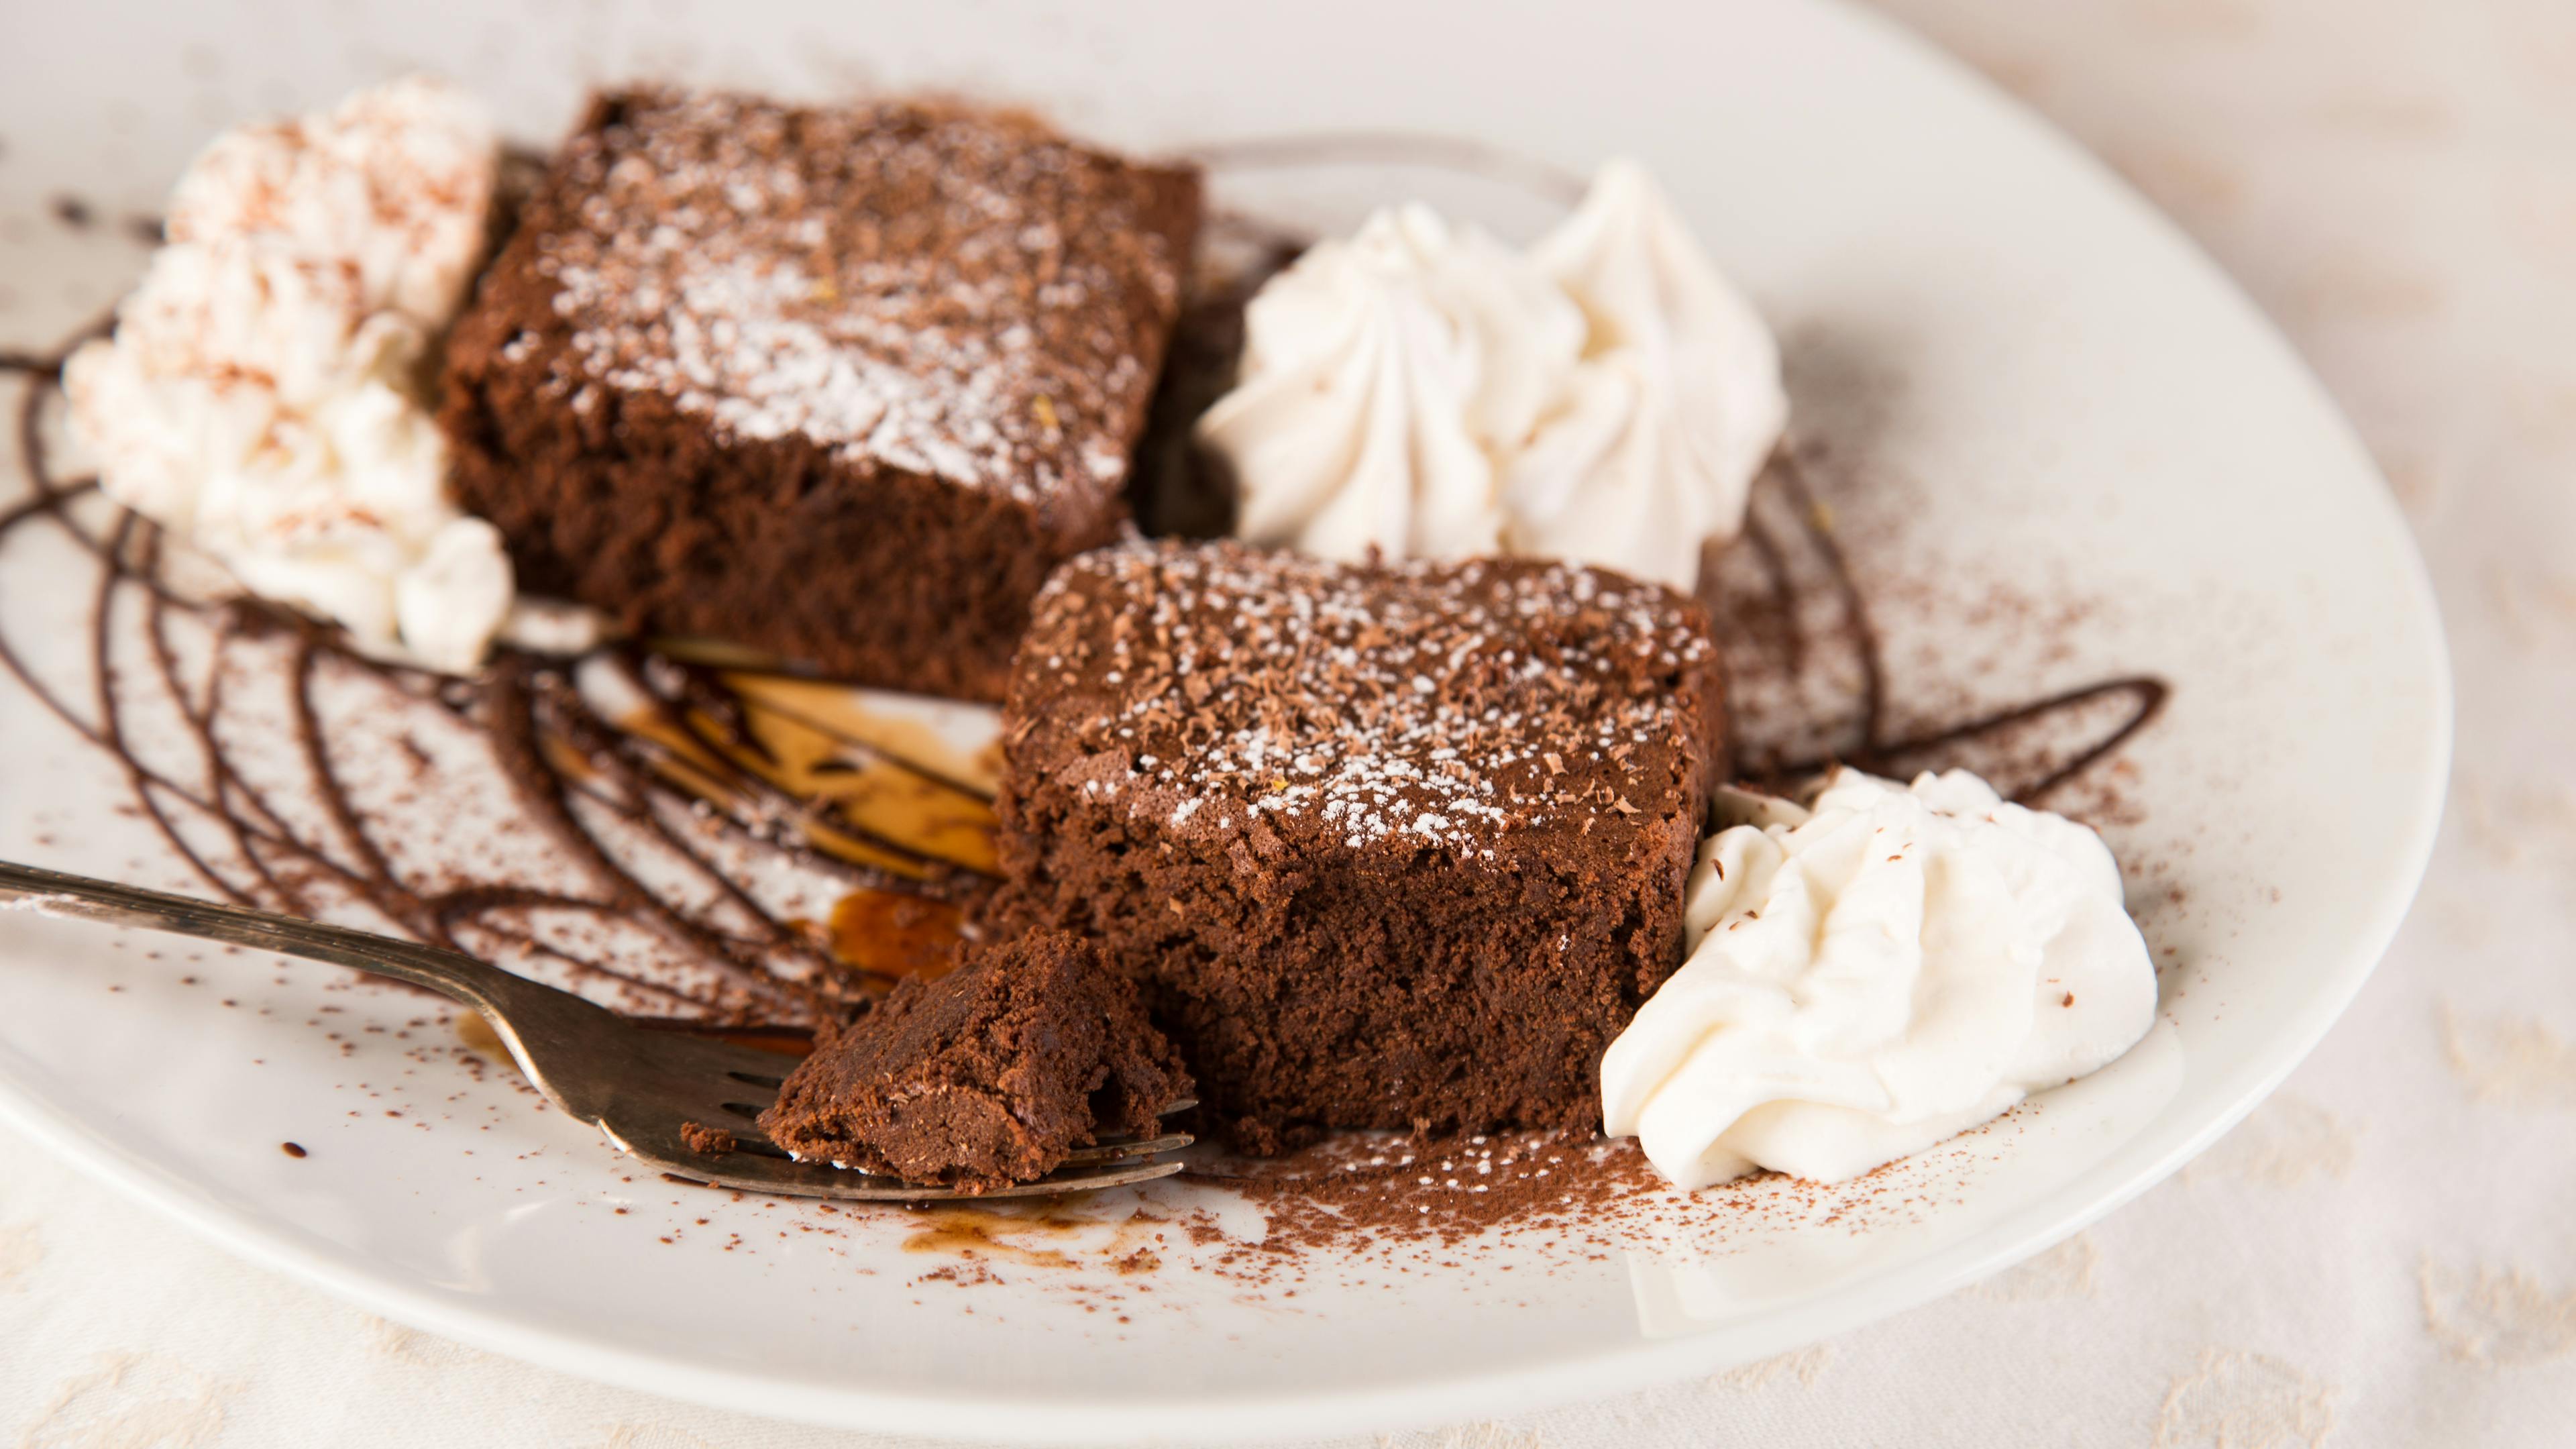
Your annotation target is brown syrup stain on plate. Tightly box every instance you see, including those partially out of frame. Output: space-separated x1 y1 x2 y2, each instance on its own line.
613 701 995 881
718 670 1000 796
902 1205 1085 1269
814 888 967 983
900 1203 1177 1275
729 700 998 875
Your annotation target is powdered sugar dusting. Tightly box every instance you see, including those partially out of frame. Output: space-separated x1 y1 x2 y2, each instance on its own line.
519 90 1191 505
1020 539 1718 855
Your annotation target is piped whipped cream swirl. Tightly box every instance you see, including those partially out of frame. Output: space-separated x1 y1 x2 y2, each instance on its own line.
1198 206 1580 563
65 76 516 673
1200 160 1786 590
1507 161 1789 589
1601 768 2157 1188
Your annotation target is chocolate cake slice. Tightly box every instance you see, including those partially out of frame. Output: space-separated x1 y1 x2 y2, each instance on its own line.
440 89 1200 700
991 539 1727 1150
759 930 1191 1192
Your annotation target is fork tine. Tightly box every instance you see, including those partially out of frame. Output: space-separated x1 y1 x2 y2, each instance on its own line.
645 1150 1185 1201
1061 1131 1193 1165
661 1036 812 1081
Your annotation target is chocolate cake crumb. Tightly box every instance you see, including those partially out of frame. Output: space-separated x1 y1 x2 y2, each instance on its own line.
680 1120 739 1156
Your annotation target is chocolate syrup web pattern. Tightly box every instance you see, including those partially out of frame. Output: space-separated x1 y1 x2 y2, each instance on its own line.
1 327 996 1029
0 138 2163 1042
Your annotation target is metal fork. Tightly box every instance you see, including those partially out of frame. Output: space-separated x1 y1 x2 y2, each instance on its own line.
0 861 1190 1200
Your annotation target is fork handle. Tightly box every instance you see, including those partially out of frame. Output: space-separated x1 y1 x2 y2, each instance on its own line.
0 860 543 1018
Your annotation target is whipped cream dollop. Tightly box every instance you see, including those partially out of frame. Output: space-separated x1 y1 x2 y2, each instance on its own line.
64 76 514 673
1199 160 1786 590
1507 161 1790 589
1197 206 1580 562
1601 768 2157 1188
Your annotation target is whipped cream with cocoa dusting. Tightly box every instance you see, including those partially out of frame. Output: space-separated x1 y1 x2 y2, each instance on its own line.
64 76 517 674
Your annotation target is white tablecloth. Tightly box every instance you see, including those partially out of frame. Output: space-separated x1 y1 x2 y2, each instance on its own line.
5 2 2571 1444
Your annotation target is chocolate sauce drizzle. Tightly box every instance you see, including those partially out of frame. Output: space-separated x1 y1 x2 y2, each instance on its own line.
0 159 2165 1030
1 339 987 1026
1723 455 2167 805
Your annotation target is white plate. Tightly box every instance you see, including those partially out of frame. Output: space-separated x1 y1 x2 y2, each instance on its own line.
0 0 2448 1442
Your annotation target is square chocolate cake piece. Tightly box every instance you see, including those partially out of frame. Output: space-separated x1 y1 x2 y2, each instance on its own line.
991 539 1727 1148
440 89 1201 700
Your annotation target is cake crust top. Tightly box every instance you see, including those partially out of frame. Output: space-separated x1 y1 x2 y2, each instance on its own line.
504 89 1197 511
1010 539 1723 861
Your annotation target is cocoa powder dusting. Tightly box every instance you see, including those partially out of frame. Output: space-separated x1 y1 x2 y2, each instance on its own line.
1191 1129 1678 1250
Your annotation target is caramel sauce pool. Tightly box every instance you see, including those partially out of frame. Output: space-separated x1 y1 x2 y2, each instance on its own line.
898 1203 1171 1274
900 1207 1082 1269
818 890 967 984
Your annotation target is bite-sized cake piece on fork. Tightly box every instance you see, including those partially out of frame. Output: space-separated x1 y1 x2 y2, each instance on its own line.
759 930 1192 1193
990 538 1728 1150
440 88 1201 700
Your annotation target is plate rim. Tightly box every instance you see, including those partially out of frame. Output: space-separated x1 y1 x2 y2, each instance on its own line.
0 0 2453 1441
